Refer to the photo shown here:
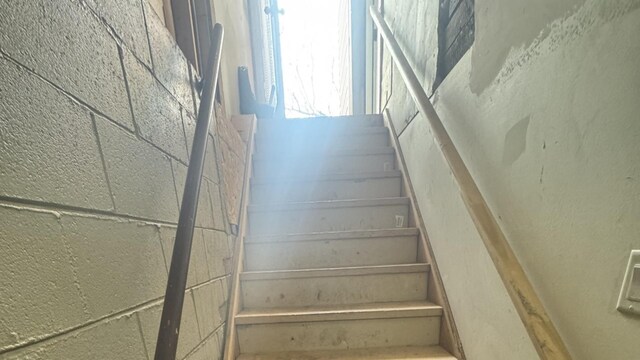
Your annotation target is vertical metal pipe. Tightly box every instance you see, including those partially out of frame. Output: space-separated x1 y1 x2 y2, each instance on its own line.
154 23 224 360
268 0 286 119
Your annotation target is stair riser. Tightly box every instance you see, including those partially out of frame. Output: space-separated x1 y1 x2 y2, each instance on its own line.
237 317 441 353
257 116 383 136
244 235 419 271
252 153 395 179
251 176 402 204
249 203 409 235
255 132 389 155
242 272 428 308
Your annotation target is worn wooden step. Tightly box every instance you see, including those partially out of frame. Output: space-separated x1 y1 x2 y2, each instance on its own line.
252 147 396 179
236 301 441 354
236 301 442 324
241 264 430 308
248 197 410 235
236 345 457 360
244 228 420 271
250 171 403 204
255 127 390 155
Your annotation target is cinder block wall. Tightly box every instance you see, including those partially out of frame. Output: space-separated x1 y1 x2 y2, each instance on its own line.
0 1 236 359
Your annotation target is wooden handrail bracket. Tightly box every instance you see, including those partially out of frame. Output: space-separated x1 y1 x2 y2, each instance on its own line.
370 6 572 360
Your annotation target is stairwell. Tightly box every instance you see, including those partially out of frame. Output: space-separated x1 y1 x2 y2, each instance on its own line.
227 114 458 359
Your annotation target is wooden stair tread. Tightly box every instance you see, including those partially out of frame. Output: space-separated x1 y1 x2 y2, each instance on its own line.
251 170 402 185
236 301 443 325
236 345 457 360
256 125 389 139
246 228 419 244
248 197 410 212
241 263 430 281
252 146 394 162
258 114 383 129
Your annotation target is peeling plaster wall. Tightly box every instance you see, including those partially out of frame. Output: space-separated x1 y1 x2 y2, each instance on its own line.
382 0 640 359
0 0 239 358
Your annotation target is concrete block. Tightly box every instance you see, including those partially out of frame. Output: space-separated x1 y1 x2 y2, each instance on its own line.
192 282 223 338
190 229 212 287
0 206 88 350
212 278 228 306
0 0 134 129
216 113 246 163
123 49 189 162
85 0 152 66
60 214 167 318
185 333 220 360
137 294 202 360
214 325 225 353
3 313 147 360
182 111 219 184
158 227 210 288
144 1 193 109
182 109 196 160
146 0 166 26
201 229 231 279
191 64 202 116
172 161 216 229
0 56 112 210
181 292 204 358
204 135 221 183
230 114 255 142
95 116 179 222
208 181 227 231
219 140 244 223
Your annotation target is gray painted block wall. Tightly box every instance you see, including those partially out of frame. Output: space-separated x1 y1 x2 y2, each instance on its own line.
0 0 231 359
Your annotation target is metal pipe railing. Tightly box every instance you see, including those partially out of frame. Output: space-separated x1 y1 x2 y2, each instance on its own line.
370 7 572 360
154 23 224 360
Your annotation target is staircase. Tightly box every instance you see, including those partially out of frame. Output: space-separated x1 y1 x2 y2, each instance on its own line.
227 114 458 359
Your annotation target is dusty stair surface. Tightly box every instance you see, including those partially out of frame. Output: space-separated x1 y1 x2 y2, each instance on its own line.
230 115 457 359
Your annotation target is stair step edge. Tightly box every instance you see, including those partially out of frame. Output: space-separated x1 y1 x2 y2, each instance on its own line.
236 345 457 360
245 228 420 244
252 146 394 161
241 263 430 281
250 170 402 185
248 197 410 212
236 301 443 325
256 126 389 139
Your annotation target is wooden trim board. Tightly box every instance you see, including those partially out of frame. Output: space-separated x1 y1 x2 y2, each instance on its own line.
383 109 466 359
222 116 257 360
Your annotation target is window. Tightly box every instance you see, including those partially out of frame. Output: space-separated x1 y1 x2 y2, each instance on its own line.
436 0 475 86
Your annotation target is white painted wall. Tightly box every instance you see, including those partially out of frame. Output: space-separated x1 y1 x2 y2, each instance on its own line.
384 0 640 358
212 0 255 115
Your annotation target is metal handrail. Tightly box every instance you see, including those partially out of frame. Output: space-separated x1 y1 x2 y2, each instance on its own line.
154 23 224 360
370 7 572 360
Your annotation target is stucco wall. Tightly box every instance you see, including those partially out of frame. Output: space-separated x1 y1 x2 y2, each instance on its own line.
382 0 640 359
0 1 238 358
